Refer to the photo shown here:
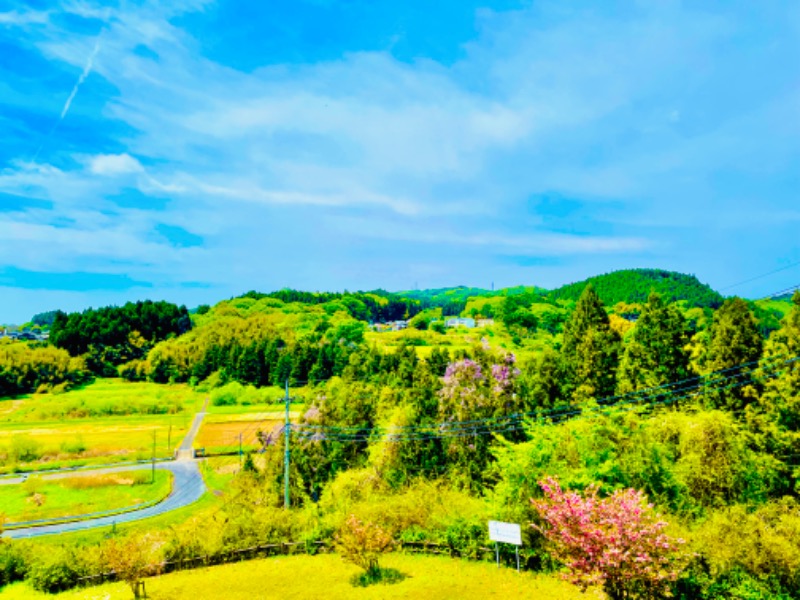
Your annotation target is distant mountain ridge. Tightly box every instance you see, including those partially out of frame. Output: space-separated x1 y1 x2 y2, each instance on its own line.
548 268 724 308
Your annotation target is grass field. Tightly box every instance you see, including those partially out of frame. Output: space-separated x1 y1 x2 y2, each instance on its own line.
0 380 205 472
0 416 191 473
0 553 596 599
1 380 205 423
0 469 172 523
194 417 283 454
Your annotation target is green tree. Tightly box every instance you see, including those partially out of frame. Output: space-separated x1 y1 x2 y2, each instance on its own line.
560 285 620 402
521 348 562 410
704 297 763 410
750 291 800 460
617 292 692 394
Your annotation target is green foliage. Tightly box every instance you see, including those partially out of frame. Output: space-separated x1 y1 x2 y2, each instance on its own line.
0 341 89 397
617 292 692 394
703 297 763 410
9 435 43 463
27 547 83 593
688 499 800 598
349 566 406 587
30 310 59 327
50 300 191 376
560 285 620 402
0 543 30 588
492 409 784 519
549 268 723 309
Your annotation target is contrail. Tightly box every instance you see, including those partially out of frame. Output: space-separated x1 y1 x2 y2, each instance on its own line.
59 39 101 119
31 37 101 163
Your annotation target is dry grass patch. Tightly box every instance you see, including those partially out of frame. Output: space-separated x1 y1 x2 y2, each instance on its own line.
194 419 281 451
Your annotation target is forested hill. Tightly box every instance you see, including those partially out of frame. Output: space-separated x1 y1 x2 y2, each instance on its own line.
548 269 724 308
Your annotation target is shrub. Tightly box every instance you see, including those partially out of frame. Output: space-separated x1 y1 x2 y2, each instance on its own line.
335 514 395 575
0 543 29 587
101 534 162 599
28 549 82 593
533 477 689 600
441 518 487 559
60 436 87 455
9 436 42 464
692 499 800 596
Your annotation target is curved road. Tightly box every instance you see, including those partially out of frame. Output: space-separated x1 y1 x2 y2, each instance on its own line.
3 401 209 539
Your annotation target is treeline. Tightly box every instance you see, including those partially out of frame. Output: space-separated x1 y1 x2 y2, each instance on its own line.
242 289 421 323
549 268 724 308
122 310 453 391
50 300 191 376
283 287 800 495
0 342 89 396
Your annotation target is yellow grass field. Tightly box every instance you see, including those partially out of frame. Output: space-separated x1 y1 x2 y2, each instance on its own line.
0 380 206 471
0 416 191 471
0 553 598 600
194 418 283 451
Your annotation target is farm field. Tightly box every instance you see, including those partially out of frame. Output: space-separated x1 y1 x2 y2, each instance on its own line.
0 553 594 600
0 380 205 472
0 469 172 524
194 415 284 454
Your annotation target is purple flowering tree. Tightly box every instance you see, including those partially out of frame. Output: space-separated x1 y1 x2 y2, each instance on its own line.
437 347 523 483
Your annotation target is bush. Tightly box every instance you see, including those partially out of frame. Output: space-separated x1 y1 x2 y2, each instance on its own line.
60 436 86 455
335 514 395 575
0 543 29 587
28 549 82 593
533 477 689 600
9 435 42 464
692 499 800 596
440 518 486 559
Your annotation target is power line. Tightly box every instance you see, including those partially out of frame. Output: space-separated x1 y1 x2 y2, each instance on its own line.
292 355 798 443
720 259 800 292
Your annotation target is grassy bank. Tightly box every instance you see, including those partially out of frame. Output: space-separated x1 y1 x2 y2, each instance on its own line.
0 469 172 524
0 553 593 599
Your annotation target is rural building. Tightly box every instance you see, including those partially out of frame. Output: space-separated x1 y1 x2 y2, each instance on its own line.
445 317 476 328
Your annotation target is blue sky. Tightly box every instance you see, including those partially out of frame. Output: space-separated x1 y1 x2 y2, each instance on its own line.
1 0 799 322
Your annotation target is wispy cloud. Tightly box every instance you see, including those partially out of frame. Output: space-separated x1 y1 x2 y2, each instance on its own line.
0 0 798 321
59 38 101 120
0 9 49 26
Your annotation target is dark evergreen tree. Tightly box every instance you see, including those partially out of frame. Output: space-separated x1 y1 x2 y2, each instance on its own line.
560 285 620 402
617 292 692 394
704 297 763 410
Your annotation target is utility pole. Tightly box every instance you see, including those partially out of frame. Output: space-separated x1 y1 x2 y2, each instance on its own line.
284 378 290 509
151 430 156 484
167 422 172 453
239 433 243 468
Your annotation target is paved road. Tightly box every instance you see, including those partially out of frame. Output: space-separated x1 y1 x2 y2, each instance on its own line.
5 461 205 539
176 397 208 459
2 399 210 539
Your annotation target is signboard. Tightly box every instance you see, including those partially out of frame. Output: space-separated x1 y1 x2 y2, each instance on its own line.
488 521 522 546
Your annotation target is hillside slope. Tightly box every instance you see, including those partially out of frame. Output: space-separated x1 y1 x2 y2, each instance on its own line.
549 268 724 308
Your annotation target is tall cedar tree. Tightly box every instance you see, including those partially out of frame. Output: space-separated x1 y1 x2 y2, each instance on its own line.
757 291 800 433
617 292 692 394
560 285 620 403
705 297 763 410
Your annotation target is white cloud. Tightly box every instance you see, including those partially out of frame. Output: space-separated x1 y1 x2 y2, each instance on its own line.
3 0 798 308
87 153 144 176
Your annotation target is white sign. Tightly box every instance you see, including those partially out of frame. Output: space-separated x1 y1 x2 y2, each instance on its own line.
488 520 522 546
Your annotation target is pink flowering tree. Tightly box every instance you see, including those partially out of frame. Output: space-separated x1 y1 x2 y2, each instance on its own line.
533 477 687 600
